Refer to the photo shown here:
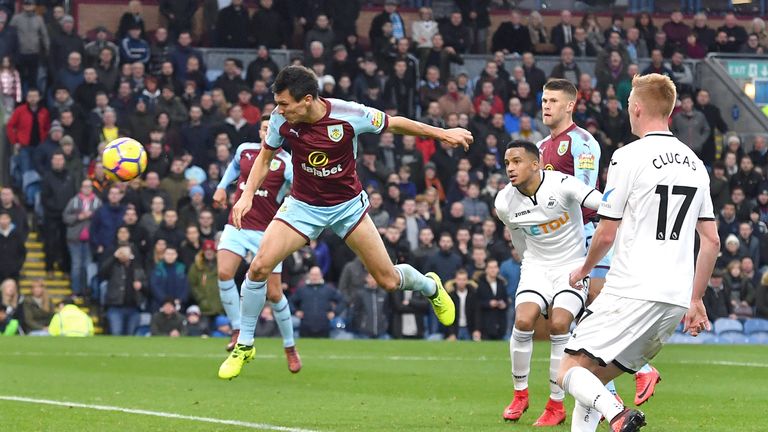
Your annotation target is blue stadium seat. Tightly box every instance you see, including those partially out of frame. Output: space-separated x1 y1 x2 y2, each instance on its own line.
713 318 743 335
743 318 768 335
747 333 768 344
675 321 684 333
668 333 712 344
714 333 749 344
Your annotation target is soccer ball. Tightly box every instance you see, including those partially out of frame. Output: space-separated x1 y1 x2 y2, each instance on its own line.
102 138 148 182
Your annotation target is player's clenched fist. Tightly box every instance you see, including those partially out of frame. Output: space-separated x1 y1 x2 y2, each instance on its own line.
441 128 473 151
212 188 228 209
231 196 252 230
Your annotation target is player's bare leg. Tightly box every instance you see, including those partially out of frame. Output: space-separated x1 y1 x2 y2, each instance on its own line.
344 215 455 325
217 249 244 351
219 220 306 380
503 302 540 421
533 308 572 426
589 277 660 406
265 272 301 373
558 354 645 432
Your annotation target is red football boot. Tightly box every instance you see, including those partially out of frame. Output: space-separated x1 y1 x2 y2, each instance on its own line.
634 366 661 406
226 329 240 352
284 345 302 373
601 393 626 422
502 389 529 421
533 399 566 426
610 409 646 432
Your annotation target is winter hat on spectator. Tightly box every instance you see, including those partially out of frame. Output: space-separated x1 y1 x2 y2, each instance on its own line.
184 165 207 185
59 135 74 147
760 189 768 196
50 120 64 134
188 185 204 199
725 234 740 248
186 305 201 316
332 44 346 53
585 118 599 129
424 161 437 171
61 15 74 24
320 75 336 87
202 239 216 252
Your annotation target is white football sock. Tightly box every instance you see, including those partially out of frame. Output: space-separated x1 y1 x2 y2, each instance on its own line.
549 333 570 401
511 327 534 391
571 401 601 432
562 367 624 423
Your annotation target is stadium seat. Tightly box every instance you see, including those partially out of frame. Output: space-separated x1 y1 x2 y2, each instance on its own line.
714 333 749 344
743 318 768 335
675 321 684 333
713 318 743 335
668 333 710 344
747 333 768 344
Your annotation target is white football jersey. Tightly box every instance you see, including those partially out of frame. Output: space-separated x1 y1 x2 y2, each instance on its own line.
598 132 715 308
495 170 600 265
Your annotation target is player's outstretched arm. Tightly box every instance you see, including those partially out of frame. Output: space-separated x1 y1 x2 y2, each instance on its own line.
213 156 242 208
231 147 276 229
387 116 473 151
685 220 720 336
569 218 618 288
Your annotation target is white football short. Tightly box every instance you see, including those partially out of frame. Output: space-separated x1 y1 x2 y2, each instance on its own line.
565 293 687 373
515 259 588 320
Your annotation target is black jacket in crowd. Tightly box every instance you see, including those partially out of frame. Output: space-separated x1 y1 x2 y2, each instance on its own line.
41 168 77 217
0 226 25 281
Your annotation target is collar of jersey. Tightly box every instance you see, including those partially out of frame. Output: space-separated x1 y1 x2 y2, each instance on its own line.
643 131 674 138
519 170 545 204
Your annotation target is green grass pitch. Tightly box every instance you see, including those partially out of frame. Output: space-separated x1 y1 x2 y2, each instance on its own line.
0 338 766 431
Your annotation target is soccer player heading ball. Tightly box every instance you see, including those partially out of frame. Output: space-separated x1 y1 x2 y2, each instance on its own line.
224 65 472 376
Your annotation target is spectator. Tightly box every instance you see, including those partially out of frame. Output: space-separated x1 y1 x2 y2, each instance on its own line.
667 51 694 95
625 27 649 64
305 14 335 54
348 273 390 339
718 12 748 53
661 10 689 50
119 22 149 65
671 94 710 160
445 268 479 341
731 156 762 200
0 187 28 241
101 245 147 335
472 81 503 116
48 300 94 336
41 151 77 276
74 68 108 112
370 0 406 44
424 232 462 283
710 162 731 211
440 11 471 54
215 0 250 48
725 260 755 319
170 32 205 82
250 0 289 49
526 11 553 55
62 179 101 299
549 47 581 86
389 288 429 339
737 222 761 266
154 209 184 249
684 33 706 60
749 136 768 170
412 7 438 52
188 239 223 321
117 0 145 40
461 182 490 225
150 297 185 336
183 304 209 336
22 279 54 334
156 85 188 125
0 303 19 335
419 34 463 84
695 89 728 166
521 52 546 95
651 31 675 59
0 210 24 282
221 104 257 146
569 26 597 58
291 266 346 338
0 12 18 64
751 17 768 50
757 273 768 319
10 0 49 89
8 88 49 181
690 12 714 50
491 9 531 55
90 185 126 260
511 115 543 143
159 158 188 210
160 0 196 41
740 34 763 54
580 12 604 49
150 246 189 312
49 14 83 72
475 259 508 340
711 30 732 54
600 96 632 156
85 26 119 68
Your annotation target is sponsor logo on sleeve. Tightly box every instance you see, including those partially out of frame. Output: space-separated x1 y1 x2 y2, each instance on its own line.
371 111 384 129
577 153 595 170
327 124 344 142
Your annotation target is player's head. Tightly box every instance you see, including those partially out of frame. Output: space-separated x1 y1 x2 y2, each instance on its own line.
503 140 540 187
272 65 319 123
541 79 577 130
627 73 676 135
259 114 270 141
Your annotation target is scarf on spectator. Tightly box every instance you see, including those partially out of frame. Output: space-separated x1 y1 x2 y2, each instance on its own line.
390 13 405 40
78 192 96 211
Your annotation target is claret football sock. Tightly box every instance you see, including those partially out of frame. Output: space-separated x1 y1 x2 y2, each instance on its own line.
237 277 267 347
218 279 241 330
394 264 436 297
271 295 295 348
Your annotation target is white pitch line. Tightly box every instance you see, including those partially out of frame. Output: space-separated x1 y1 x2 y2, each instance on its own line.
0 395 321 432
1 351 767 368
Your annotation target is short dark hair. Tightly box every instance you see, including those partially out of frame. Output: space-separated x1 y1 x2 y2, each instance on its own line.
455 268 468 276
506 140 540 161
544 78 577 100
271 65 318 102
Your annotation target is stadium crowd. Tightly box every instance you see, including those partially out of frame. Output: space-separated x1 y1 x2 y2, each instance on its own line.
1 0 768 339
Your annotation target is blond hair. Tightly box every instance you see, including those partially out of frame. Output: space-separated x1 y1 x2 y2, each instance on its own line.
631 74 676 119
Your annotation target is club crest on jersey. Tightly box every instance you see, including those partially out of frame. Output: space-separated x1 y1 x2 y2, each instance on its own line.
269 159 281 171
546 196 557 208
557 140 569 156
327 124 344 142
